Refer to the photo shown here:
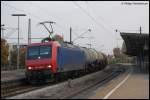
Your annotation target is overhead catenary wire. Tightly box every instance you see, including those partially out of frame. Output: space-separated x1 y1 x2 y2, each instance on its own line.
2 2 42 21
73 29 91 42
5 29 18 39
3 1 65 29
29 2 69 30
73 2 120 53
0 26 18 37
3 1 118 49
72 1 114 37
84 1 115 31
2 2 66 40
83 2 124 49
29 2 95 41
2 2 44 44
29 2 71 38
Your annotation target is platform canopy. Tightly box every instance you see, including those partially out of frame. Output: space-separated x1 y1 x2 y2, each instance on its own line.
120 32 149 56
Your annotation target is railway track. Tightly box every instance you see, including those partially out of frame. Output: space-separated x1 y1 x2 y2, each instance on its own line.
1 69 100 98
62 67 126 99
1 80 63 98
1 78 66 98
1 64 127 99
1 85 35 98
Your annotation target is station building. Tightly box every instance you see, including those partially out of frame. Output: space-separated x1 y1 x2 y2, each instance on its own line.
120 32 149 72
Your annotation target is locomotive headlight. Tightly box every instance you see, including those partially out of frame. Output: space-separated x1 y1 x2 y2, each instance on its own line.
47 65 52 68
28 66 32 70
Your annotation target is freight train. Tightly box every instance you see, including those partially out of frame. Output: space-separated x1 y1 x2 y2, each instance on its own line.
25 40 108 83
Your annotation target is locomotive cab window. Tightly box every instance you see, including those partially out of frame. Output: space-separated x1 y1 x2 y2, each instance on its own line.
40 45 52 58
27 45 52 59
27 46 39 59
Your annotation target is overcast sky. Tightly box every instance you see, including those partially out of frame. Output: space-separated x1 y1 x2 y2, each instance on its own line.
1 1 149 55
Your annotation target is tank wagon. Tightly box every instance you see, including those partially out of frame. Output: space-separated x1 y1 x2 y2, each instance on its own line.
25 41 107 83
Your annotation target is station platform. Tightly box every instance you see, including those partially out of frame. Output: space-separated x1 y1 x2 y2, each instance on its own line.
88 66 149 99
1 69 25 82
71 65 149 99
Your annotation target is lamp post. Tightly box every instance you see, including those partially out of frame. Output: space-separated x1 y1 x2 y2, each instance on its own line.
11 14 26 70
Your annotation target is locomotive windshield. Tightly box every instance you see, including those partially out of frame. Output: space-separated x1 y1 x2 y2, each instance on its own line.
27 45 52 59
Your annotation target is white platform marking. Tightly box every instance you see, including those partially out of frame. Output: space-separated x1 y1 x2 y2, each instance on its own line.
103 70 132 99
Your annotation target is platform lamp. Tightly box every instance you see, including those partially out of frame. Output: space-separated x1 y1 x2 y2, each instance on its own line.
11 14 26 70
